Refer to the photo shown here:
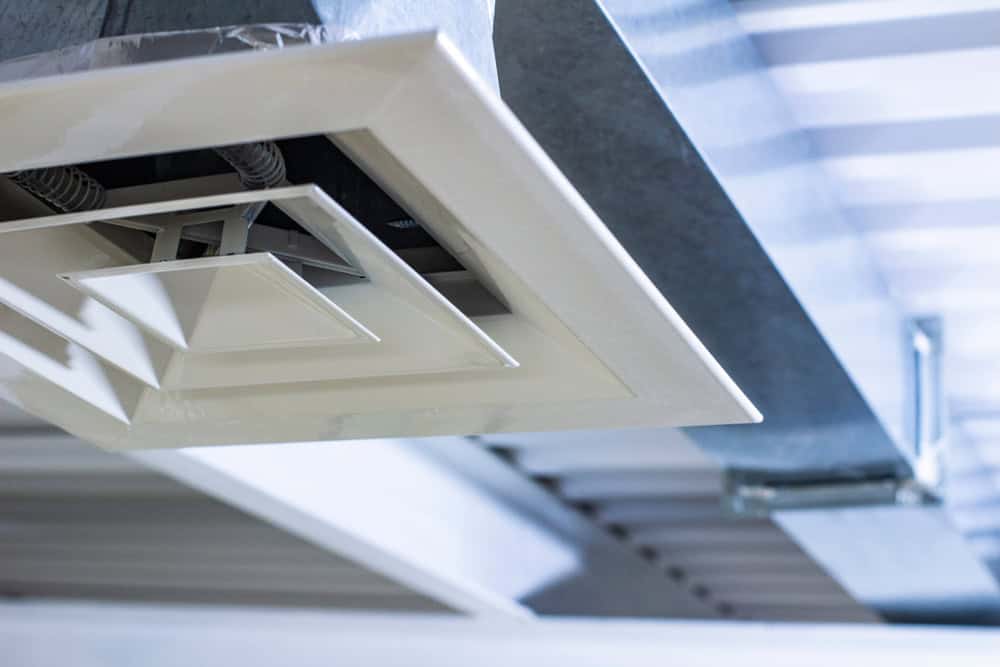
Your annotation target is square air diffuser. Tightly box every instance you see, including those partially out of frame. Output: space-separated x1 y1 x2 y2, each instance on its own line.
0 32 759 450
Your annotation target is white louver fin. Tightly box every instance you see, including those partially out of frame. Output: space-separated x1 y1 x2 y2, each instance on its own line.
62 254 378 353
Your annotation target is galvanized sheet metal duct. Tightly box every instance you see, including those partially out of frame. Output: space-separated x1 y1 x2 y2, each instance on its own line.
493 0 1000 622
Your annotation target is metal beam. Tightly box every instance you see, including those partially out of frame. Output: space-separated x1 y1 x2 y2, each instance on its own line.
495 0 910 479
131 438 580 619
418 438 722 618
777 505 1000 624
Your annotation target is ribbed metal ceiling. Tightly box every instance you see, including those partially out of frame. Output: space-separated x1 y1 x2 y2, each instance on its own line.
0 422 448 612
478 430 878 623
0 399 879 621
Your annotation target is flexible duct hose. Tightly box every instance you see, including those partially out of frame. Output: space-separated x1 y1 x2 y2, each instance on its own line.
8 166 107 212
7 142 283 215
213 141 286 190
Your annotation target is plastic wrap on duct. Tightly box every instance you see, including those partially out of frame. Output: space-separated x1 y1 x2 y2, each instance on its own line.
0 12 497 91
311 0 497 88
0 24 352 84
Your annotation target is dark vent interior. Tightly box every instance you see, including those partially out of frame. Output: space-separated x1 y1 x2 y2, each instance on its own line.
4 133 505 315
77 134 441 252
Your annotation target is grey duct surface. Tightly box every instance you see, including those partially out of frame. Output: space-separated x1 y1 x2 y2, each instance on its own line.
494 0 904 481
492 0 1000 622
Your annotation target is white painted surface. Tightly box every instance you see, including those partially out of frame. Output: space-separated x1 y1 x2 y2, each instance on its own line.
3 601 1000 667
64 253 376 352
134 437 580 618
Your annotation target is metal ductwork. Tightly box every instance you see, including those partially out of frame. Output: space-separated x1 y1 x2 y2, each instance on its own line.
493 0 1000 623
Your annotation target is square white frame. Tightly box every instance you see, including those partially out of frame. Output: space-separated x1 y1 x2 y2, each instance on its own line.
0 31 759 450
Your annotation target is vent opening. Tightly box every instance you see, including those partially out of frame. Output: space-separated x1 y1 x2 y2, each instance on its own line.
73 134 453 254
0 134 506 317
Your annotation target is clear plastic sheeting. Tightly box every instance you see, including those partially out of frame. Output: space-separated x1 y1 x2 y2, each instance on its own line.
311 0 498 87
0 11 497 91
0 25 334 84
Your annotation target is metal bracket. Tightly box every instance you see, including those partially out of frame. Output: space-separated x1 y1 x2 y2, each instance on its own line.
723 471 940 517
150 223 184 262
219 204 256 256
909 316 947 490
93 178 360 275
724 317 948 517
141 206 249 262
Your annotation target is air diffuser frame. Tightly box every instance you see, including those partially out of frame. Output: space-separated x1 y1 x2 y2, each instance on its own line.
0 32 759 450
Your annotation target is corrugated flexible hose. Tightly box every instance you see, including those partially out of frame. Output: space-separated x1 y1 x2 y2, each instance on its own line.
6 141 284 215
8 166 107 212
213 141 286 190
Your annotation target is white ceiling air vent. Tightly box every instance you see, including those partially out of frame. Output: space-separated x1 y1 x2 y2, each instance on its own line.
0 32 759 451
